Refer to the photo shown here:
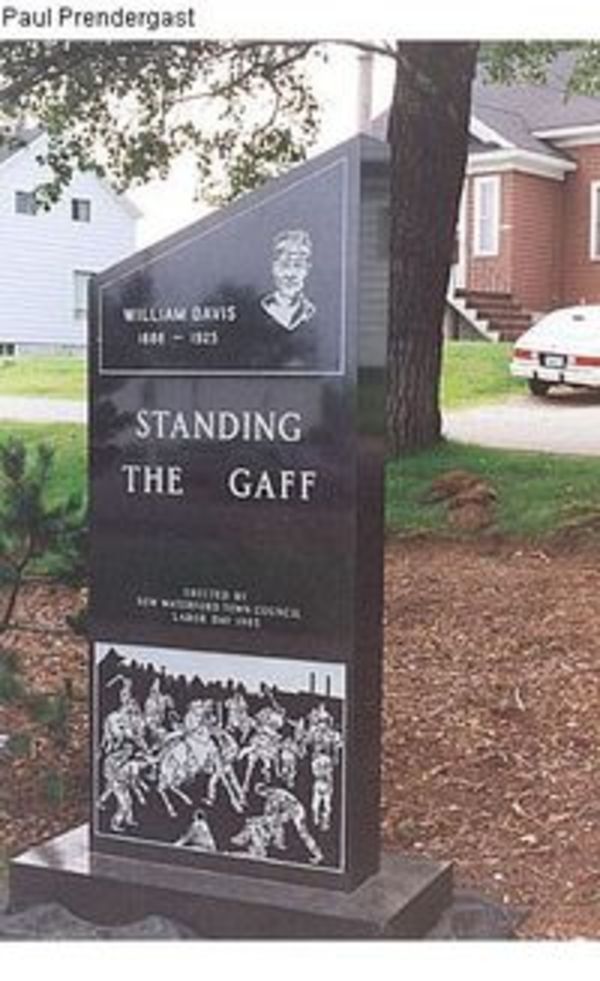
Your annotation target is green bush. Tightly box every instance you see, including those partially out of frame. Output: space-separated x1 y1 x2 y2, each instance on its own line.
0 437 85 628
6 732 31 758
27 691 70 747
44 769 67 807
0 650 24 703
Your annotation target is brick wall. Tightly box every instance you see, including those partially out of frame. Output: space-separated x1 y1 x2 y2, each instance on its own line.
507 171 564 313
462 151 600 311
562 145 600 305
465 169 564 313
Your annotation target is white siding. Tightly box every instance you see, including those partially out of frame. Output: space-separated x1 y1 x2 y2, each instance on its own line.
0 135 136 348
358 168 389 368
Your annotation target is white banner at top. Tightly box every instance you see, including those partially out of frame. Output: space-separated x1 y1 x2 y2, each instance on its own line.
0 0 599 40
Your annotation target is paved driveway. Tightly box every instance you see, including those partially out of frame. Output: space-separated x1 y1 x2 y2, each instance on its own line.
0 396 85 424
444 389 600 456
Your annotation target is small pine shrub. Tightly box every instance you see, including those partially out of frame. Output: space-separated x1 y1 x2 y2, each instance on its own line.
44 769 66 807
27 692 70 746
6 732 31 758
0 437 84 629
0 649 24 703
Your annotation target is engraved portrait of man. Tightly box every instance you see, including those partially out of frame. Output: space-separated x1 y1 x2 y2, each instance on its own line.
260 229 316 332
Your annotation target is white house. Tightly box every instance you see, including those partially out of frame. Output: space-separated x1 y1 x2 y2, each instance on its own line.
0 129 139 355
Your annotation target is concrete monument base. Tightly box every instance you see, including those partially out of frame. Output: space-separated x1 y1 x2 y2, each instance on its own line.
9 825 452 939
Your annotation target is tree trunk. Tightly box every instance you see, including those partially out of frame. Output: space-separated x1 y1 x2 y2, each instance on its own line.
1 569 22 630
387 42 479 455
1 551 30 630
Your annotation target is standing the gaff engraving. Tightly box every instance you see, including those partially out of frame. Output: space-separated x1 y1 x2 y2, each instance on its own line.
95 645 347 871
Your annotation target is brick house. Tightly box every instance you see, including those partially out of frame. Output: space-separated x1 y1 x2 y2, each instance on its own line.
372 55 600 341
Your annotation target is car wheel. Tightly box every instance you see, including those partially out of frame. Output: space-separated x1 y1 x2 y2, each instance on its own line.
528 378 551 397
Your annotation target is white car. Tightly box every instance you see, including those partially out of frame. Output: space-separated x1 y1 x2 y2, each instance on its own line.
510 305 600 396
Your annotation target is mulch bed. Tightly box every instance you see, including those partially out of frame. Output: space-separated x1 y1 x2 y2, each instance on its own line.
3 538 600 938
0 584 88 858
382 535 600 939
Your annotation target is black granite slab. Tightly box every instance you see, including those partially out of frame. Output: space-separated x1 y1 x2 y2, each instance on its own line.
87 137 386 890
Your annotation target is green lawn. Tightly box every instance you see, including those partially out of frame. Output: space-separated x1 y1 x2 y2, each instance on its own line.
0 356 86 401
387 440 600 539
441 341 524 408
0 422 86 506
0 342 522 410
0 423 86 578
0 347 592 545
1 422 598 544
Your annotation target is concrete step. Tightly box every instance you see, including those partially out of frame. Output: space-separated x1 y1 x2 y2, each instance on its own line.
452 288 533 342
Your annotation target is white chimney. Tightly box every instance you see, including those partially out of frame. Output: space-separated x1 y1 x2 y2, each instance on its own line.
357 50 374 134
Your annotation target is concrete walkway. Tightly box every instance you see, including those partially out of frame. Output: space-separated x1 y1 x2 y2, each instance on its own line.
0 396 85 424
444 390 600 457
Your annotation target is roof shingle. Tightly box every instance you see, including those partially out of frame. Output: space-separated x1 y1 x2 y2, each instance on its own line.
370 51 600 162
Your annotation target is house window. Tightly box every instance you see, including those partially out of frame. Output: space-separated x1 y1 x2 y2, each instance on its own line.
74 271 93 321
590 182 600 260
15 191 37 215
473 175 501 257
0 343 15 357
71 198 91 222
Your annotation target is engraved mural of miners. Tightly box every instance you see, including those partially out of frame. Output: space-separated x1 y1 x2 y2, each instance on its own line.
311 750 335 832
175 808 217 852
96 648 345 869
260 230 316 332
143 677 175 745
255 783 323 865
